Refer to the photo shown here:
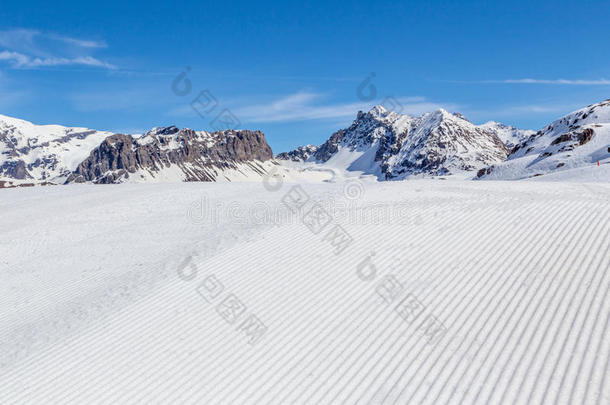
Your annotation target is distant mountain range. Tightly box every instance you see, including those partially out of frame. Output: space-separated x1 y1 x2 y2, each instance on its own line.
279 106 512 179
1 99 608 187
278 100 609 180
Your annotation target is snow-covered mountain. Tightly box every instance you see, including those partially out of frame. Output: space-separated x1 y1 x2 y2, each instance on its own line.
4 99 607 186
0 114 114 184
275 144 318 162
66 126 274 184
478 99 610 180
479 121 535 150
383 109 509 178
278 106 511 179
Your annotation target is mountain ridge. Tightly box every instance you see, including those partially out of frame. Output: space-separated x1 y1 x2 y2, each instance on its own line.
477 99 610 180
66 127 273 184
280 105 512 179
0 116 275 185
2 99 608 186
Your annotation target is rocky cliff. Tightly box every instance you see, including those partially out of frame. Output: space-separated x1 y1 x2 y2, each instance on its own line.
66 127 273 184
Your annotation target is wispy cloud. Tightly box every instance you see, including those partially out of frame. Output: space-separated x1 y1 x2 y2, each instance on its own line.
0 28 114 69
468 104 569 119
466 78 610 85
44 33 107 49
0 51 115 69
463 101 589 128
500 104 574 113
228 91 458 123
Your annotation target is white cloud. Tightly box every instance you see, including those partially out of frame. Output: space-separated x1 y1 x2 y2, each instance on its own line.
0 28 114 70
462 102 590 127
0 28 106 51
231 91 458 123
501 104 569 113
0 51 115 69
0 51 29 66
0 29 38 51
45 33 107 49
484 78 610 85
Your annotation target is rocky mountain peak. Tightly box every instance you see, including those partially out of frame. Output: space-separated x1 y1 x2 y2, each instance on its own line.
451 112 471 122
367 105 389 118
278 107 510 179
145 126 181 136
356 105 403 123
275 144 318 162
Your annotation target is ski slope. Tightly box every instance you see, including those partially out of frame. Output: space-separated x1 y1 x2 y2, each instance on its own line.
1 179 609 404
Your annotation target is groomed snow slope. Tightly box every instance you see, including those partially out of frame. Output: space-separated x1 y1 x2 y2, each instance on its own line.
1 180 609 404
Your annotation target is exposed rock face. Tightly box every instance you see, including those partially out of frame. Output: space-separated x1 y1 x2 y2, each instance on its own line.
313 129 346 162
548 127 594 147
0 160 30 179
0 179 55 188
66 127 273 184
276 145 318 162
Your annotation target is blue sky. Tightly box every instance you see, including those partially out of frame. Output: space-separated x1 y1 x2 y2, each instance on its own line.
1 0 609 152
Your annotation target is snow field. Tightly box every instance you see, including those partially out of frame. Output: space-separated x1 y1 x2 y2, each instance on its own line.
0 179 608 404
